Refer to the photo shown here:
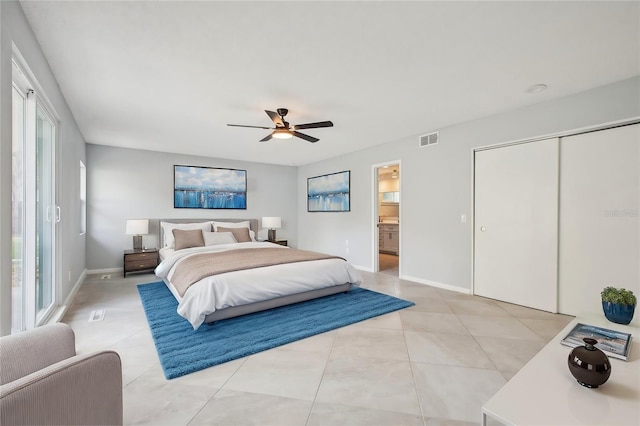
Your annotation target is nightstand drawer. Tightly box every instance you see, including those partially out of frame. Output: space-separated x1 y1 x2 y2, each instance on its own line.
125 259 158 270
125 252 158 261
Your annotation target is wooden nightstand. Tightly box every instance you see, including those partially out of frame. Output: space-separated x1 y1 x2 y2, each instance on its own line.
271 240 288 247
124 248 159 277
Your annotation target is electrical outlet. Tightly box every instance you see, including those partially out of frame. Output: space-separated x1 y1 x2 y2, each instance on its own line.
68 270 71 282
461 214 467 223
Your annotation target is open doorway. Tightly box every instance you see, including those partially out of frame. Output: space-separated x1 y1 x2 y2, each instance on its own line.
373 161 400 276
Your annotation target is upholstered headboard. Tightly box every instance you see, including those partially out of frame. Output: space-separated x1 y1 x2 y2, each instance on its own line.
155 218 259 248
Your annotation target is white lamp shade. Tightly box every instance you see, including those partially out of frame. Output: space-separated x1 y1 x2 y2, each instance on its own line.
261 217 281 229
125 219 149 235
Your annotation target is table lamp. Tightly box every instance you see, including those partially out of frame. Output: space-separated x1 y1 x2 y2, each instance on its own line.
126 219 149 250
262 217 281 242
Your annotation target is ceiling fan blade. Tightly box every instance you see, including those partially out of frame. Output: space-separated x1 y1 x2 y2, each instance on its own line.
293 131 319 143
259 133 273 142
265 110 285 127
227 124 273 130
294 121 334 130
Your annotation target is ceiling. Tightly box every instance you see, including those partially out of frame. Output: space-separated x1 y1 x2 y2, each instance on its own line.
19 1 640 166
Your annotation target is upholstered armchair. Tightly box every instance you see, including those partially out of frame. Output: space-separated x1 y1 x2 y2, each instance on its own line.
0 323 123 425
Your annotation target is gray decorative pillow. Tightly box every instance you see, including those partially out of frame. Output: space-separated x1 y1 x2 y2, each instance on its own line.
216 226 251 243
172 228 205 250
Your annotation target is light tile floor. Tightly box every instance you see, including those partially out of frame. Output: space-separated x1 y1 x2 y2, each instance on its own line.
63 271 574 425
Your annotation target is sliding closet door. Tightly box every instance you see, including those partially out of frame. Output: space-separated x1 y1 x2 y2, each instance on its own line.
474 138 559 312
558 124 639 321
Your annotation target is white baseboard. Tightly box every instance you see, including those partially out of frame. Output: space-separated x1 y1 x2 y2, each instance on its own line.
400 275 471 294
86 267 122 275
353 264 374 273
47 268 87 325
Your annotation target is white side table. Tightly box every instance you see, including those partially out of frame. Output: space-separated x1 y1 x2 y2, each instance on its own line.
482 317 639 425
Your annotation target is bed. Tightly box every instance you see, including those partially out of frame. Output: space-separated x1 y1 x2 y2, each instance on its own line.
153 219 362 329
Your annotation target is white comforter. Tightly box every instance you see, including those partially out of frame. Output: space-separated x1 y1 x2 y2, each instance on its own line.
154 242 362 329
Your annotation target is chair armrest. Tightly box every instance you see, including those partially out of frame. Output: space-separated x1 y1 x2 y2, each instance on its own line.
0 350 123 426
0 323 75 384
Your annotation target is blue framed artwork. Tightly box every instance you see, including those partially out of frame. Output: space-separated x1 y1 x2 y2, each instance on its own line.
307 170 350 212
174 165 247 209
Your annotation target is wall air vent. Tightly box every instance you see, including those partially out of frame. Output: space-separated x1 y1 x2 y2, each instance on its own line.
419 132 439 147
89 309 106 322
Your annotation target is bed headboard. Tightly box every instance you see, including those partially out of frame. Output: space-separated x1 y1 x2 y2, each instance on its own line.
155 218 259 248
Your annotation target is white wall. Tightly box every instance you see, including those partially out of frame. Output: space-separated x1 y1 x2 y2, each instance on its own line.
378 175 399 192
298 77 640 292
86 144 298 270
0 0 87 335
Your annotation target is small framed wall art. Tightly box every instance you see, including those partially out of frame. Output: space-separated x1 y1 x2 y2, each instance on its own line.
307 170 350 212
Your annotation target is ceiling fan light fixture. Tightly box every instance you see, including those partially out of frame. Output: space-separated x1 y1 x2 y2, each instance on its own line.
272 129 293 139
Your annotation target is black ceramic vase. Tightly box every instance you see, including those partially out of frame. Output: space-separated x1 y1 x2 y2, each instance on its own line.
567 337 611 388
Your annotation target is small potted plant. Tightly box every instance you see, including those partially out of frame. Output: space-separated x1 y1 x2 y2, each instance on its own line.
601 286 636 325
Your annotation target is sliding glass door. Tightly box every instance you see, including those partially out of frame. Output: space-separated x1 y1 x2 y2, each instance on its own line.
36 106 56 321
11 86 26 333
11 59 57 332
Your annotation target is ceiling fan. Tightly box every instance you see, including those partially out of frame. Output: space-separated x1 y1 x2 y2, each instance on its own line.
227 108 333 143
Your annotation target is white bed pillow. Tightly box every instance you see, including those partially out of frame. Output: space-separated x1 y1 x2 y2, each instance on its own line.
161 222 211 249
202 231 237 246
210 221 256 241
211 220 250 231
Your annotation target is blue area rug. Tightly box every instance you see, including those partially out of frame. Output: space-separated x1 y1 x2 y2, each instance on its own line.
137 281 414 379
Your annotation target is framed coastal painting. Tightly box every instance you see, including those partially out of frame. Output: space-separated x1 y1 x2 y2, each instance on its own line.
307 170 350 212
174 165 247 209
